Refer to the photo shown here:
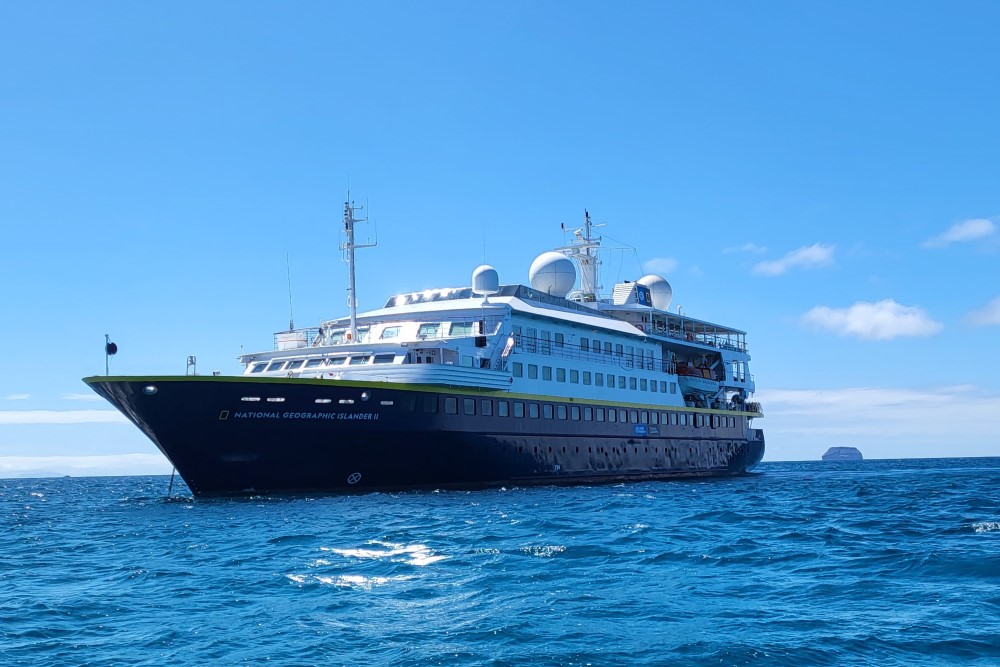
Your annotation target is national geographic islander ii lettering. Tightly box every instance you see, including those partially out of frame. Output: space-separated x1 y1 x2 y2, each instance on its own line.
85 204 764 497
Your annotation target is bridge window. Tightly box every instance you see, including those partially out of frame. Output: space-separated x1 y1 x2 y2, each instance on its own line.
349 356 370 365
380 326 401 340
328 357 347 366
417 323 440 338
266 361 286 372
305 359 323 369
251 362 268 373
450 322 474 336
373 354 395 364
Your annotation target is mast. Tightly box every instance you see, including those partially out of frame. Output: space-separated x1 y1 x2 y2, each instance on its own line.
556 209 603 302
340 195 376 340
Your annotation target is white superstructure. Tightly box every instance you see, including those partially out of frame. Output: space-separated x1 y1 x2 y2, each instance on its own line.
238 211 760 415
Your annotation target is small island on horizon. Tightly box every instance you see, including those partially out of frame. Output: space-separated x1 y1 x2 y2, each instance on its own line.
822 447 864 461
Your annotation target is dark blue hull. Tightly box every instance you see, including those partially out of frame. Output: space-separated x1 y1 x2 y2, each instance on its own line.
85 376 765 497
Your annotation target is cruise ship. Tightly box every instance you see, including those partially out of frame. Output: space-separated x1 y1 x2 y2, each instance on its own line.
85 203 764 496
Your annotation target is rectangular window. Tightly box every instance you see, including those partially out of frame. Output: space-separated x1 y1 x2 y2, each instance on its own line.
286 360 305 370
513 362 523 378
570 369 579 383
482 399 493 416
498 400 509 417
304 359 323 369
696 414 703 427
513 325 523 350
328 357 347 366
582 371 591 385
373 354 396 364
604 341 612 355
540 330 551 355
356 328 370 343
542 366 552 381
444 397 458 414
570 406 580 420
640 378 648 391
592 340 601 354
607 374 615 388
417 323 441 338
450 321 474 336
650 380 657 393
528 364 538 379
619 409 628 423
670 382 677 394
608 409 617 423
580 337 589 352
618 376 626 389
400 395 417 412
640 411 648 424
680 413 687 426
542 404 553 419
422 395 439 413
463 398 476 415
266 361 286 371
615 343 623 357
529 403 539 419
556 368 566 382
629 377 637 390
556 405 567 420
525 327 538 353
650 412 658 425
595 373 604 387
349 355 371 366
596 408 605 422
554 332 564 348
513 402 525 418
584 407 593 421
380 326 401 339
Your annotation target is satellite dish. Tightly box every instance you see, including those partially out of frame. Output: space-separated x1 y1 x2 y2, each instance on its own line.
472 265 500 295
637 274 673 310
529 252 576 297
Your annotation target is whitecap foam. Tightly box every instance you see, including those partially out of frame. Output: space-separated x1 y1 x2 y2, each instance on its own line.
972 521 1000 533
322 540 448 566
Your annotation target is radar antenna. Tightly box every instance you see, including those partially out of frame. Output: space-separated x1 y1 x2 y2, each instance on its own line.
341 194 377 341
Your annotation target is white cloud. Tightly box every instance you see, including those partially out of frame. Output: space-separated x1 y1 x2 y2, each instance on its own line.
755 385 1000 460
752 243 835 276
0 410 128 425
644 257 678 275
922 218 996 248
801 299 942 340
0 453 171 478
61 392 102 401
965 296 1000 327
723 242 767 254
5 394 30 401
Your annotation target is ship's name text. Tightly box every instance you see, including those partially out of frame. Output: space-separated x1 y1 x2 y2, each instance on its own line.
233 411 379 421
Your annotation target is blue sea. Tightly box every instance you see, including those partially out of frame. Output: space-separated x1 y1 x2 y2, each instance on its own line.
2 458 999 666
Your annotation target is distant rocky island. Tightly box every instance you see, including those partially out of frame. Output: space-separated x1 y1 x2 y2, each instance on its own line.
822 447 863 461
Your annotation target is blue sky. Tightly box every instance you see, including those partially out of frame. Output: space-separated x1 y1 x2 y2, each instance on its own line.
2 1 998 476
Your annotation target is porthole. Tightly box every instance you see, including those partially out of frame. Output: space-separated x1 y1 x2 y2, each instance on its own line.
142 385 158 396
360 391 370 401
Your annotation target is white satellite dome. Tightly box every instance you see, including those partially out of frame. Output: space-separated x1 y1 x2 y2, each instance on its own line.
472 264 500 295
529 252 576 297
637 274 673 310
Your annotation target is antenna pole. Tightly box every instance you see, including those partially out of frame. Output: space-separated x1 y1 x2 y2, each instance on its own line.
341 194 376 341
286 252 294 332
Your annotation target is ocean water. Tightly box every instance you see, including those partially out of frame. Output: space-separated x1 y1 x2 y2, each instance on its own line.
2 459 999 666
